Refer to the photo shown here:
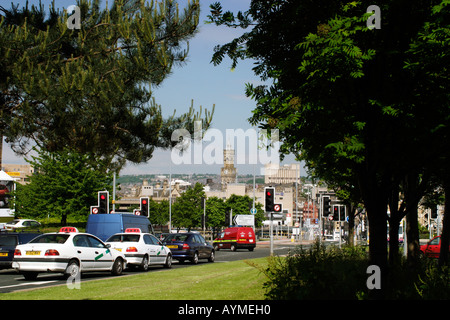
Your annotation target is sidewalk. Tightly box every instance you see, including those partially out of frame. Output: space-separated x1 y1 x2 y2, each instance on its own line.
257 238 314 247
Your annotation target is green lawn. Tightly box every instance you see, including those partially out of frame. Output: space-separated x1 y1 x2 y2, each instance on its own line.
0 258 269 300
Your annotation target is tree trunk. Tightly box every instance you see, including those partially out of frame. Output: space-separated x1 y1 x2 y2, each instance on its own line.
61 213 67 226
388 218 400 265
403 172 423 268
348 204 355 247
388 185 400 266
439 180 450 266
406 205 420 267
0 134 3 169
362 182 389 299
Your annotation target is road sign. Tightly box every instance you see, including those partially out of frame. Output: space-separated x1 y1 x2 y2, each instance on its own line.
250 208 257 214
273 204 282 212
233 214 255 226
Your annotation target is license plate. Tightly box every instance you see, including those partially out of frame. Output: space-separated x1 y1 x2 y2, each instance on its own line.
26 251 41 255
167 245 178 249
0 252 8 257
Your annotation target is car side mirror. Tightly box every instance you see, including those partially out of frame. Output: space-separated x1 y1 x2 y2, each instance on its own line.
106 243 111 248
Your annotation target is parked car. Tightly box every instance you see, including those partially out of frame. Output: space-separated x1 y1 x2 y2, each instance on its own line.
213 226 256 252
5 219 41 231
419 236 450 259
106 228 172 271
0 232 41 269
163 232 214 264
12 227 126 280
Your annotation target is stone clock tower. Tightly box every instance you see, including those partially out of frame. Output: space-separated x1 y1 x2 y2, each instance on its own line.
221 144 237 190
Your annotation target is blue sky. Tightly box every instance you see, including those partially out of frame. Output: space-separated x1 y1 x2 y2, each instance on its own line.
3 0 301 176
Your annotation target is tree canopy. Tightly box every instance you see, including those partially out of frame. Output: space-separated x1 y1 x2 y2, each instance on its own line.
208 0 450 295
0 0 214 171
14 147 113 224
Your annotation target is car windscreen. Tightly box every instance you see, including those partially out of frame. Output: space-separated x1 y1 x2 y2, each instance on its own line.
106 234 140 242
0 235 18 246
164 234 189 242
29 234 70 244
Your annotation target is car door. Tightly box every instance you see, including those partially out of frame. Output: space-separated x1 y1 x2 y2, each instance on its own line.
195 234 208 258
143 234 158 265
73 234 97 270
426 237 440 258
87 235 114 270
150 234 167 264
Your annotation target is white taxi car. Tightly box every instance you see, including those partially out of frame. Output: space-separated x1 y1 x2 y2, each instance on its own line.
12 227 126 280
106 228 172 271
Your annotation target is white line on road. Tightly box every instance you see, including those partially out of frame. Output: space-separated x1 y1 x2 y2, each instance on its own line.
0 280 58 290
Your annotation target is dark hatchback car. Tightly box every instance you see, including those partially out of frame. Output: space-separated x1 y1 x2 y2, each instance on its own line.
0 232 41 269
163 232 214 264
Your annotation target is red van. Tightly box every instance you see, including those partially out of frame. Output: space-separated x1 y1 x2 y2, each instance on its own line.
213 227 256 251
419 236 450 259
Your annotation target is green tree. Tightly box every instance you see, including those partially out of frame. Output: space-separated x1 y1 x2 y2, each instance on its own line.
0 0 213 170
205 196 226 228
209 0 450 294
149 198 170 227
225 194 265 227
171 182 205 230
15 148 112 224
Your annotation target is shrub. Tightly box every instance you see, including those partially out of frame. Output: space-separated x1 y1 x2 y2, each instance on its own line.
250 241 449 300
254 241 368 300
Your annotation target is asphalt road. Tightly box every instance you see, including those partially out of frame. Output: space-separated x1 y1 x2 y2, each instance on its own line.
0 240 310 294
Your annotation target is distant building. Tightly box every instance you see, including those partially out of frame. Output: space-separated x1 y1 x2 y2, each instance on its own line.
264 163 300 185
1 164 34 184
220 145 237 190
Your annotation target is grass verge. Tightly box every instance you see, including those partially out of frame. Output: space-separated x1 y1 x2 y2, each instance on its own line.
0 258 269 300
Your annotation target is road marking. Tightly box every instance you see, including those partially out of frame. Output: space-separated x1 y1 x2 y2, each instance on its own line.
0 280 58 290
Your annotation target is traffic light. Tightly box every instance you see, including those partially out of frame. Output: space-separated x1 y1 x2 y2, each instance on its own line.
431 207 438 219
225 210 231 225
140 197 149 217
339 205 346 222
98 191 109 214
265 187 275 212
333 205 339 221
323 196 331 215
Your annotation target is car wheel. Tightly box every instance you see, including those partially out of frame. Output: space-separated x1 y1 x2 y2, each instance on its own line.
230 244 236 252
112 258 124 276
140 255 149 271
64 259 80 280
22 271 39 281
208 250 215 263
191 252 199 264
164 254 172 268
213 244 219 251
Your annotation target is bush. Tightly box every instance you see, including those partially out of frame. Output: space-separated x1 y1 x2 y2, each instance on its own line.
414 262 450 300
252 241 449 300
254 241 368 300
